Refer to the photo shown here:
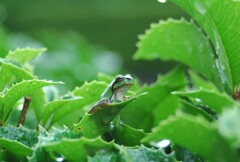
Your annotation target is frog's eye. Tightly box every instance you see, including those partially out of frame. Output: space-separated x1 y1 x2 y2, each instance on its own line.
116 76 123 82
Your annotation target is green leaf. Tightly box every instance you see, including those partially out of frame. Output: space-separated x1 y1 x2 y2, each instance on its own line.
172 88 235 113
118 145 175 162
29 126 81 162
0 60 46 123
43 137 114 162
0 59 33 92
0 126 38 158
48 81 107 128
6 48 46 65
41 97 83 128
170 0 240 93
157 66 187 88
174 145 205 162
40 81 107 129
0 61 16 91
179 99 215 122
152 95 181 127
134 18 223 91
143 113 238 162
0 126 38 147
0 60 34 81
88 151 118 162
1 79 63 122
73 93 146 138
188 70 218 91
110 117 147 146
0 138 32 158
29 90 47 125
89 145 175 162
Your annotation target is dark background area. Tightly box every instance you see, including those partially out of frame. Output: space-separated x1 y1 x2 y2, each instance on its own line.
0 0 188 91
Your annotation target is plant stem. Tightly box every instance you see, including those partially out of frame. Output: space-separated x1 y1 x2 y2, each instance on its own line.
17 97 31 127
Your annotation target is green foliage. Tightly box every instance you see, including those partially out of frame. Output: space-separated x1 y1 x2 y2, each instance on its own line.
88 145 175 162
1 0 240 161
110 117 146 146
6 48 46 65
134 19 221 90
0 126 38 158
142 113 238 162
173 0 240 92
0 79 63 123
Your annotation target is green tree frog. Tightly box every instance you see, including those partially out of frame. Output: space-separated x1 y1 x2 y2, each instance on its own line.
88 74 134 114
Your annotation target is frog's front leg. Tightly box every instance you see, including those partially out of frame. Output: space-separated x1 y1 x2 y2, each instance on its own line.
98 98 111 104
123 95 131 101
88 98 110 114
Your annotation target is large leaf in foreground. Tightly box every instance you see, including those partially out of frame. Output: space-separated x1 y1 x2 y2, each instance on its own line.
143 114 238 162
73 93 146 138
49 81 107 128
43 137 114 162
134 18 223 91
0 126 38 157
110 117 146 146
1 79 63 122
0 60 46 123
171 0 240 92
41 97 83 128
0 60 33 91
0 139 32 158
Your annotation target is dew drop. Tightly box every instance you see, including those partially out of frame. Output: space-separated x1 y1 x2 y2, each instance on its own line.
151 139 171 149
56 157 64 162
194 98 202 103
157 0 167 3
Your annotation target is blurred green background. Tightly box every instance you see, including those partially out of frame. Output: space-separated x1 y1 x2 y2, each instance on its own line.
0 0 188 92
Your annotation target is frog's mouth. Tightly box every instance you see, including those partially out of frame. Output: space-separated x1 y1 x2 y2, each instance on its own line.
113 83 133 91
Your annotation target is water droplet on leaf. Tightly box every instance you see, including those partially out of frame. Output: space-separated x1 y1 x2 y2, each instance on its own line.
157 0 167 3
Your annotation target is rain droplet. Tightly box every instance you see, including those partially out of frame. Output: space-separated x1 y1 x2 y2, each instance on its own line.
157 0 167 3
194 98 202 103
56 157 64 162
151 139 171 149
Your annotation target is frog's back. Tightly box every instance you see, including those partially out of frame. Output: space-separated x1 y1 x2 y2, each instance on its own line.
100 85 113 100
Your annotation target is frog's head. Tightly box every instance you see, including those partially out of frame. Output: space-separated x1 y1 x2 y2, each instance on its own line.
112 74 134 91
